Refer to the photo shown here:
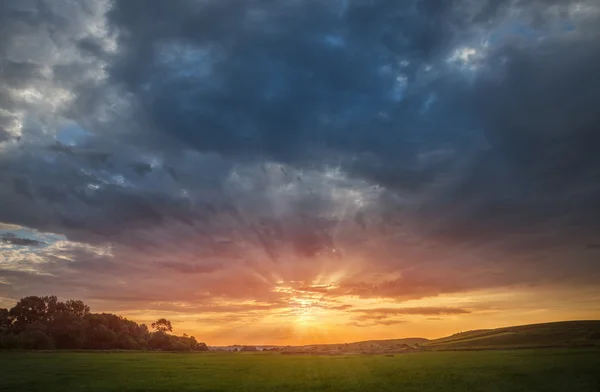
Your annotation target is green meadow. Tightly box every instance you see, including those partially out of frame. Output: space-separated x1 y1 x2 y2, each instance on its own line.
1 349 599 392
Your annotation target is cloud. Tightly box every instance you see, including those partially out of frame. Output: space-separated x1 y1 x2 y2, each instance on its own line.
156 261 223 275
351 307 471 318
0 0 600 338
1 233 44 247
345 306 469 327
346 319 407 328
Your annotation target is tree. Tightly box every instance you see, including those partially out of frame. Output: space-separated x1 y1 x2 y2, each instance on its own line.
41 296 61 318
9 296 48 327
0 308 12 330
116 329 137 349
63 300 90 318
170 340 189 351
148 331 171 350
84 313 108 329
151 318 173 333
130 323 150 347
47 312 85 349
8 295 67 328
86 325 116 349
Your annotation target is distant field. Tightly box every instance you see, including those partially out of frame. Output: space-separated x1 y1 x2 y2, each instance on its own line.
1 349 599 392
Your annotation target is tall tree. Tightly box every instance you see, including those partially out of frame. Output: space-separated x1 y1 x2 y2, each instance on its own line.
151 318 173 333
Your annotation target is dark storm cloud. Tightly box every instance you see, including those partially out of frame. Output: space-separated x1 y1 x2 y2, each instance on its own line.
1 0 600 308
103 0 600 231
106 0 459 168
417 32 600 243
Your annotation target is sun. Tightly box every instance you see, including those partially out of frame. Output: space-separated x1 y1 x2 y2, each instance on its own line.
272 282 328 325
290 296 321 324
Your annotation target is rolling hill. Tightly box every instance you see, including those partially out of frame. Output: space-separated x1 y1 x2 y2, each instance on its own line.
422 320 600 351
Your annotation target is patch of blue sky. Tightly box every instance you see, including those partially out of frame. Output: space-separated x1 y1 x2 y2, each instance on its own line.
0 226 66 250
56 122 89 146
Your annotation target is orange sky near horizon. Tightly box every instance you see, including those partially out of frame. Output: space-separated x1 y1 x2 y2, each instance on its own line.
112 282 600 346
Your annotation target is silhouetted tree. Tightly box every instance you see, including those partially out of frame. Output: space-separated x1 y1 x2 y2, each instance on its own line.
9 296 49 328
151 318 173 333
189 336 209 351
47 311 86 349
63 300 90 318
116 328 137 349
86 325 116 349
148 331 171 350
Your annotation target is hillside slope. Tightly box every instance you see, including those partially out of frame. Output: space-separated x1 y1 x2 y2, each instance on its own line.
423 320 600 350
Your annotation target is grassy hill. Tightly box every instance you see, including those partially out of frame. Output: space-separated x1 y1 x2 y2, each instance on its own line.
423 320 600 351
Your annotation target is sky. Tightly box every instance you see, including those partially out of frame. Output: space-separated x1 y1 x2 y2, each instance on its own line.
1 0 600 346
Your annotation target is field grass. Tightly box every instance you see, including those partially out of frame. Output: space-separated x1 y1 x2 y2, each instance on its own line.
1 349 599 391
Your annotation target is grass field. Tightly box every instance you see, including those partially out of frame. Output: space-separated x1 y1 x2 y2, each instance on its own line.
1 349 599 392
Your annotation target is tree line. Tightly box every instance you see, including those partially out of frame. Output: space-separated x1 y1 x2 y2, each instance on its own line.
0 295 208 351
